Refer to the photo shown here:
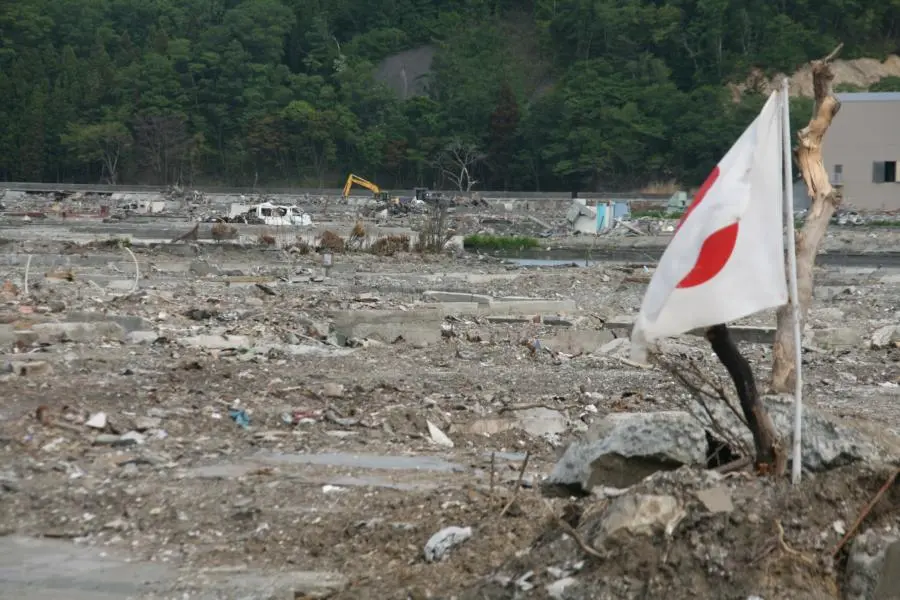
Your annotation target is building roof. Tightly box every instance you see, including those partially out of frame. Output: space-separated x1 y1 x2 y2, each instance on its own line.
835 92 900 103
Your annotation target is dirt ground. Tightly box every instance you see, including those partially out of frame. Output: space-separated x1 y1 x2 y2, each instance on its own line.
0 241 898 599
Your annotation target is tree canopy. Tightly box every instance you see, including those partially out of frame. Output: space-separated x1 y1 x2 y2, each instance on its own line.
1 0 898 190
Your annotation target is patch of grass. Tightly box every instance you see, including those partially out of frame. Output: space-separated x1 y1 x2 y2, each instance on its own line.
867 220 900 227
463 234 540 251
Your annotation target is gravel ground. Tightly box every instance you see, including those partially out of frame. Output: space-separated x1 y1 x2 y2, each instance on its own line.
0 240 898 599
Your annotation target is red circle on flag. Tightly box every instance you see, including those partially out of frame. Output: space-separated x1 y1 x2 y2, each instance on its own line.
674 166 740 289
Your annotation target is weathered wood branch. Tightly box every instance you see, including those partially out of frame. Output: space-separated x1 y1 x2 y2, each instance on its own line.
771 44 844 393
706 324 785 473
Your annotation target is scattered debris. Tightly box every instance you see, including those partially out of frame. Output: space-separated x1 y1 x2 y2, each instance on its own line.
424 526 473 562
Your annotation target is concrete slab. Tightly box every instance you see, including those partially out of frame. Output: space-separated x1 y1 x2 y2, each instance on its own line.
545 329 614 354
486 299 577 314
331 309 444 346
0 535 172 599
603 320 776 344
29 321 125 343
65 311 153 333
423 290 492 305
0 535 350 600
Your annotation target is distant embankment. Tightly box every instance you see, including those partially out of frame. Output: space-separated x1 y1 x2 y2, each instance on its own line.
0 182 672 212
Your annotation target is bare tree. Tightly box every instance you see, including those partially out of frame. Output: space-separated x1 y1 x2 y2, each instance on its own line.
437 138 484 192
771 44 844 392
133 115 193 185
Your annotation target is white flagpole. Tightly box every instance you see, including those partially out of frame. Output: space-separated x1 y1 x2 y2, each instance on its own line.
781 77 804 484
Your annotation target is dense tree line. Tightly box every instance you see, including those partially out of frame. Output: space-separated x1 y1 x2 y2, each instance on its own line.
1 0 898 191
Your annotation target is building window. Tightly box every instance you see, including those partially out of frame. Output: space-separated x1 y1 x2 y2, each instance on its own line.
874 161 899 183
833 164 843 184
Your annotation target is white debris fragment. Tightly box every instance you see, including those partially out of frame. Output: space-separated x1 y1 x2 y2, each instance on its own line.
427 420 454 448
423 526 472 562
85 412 108 429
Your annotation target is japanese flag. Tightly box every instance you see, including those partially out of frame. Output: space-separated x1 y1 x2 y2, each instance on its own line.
631 90 789 361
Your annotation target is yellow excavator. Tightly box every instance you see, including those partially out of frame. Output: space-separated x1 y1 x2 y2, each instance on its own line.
342 173 391 202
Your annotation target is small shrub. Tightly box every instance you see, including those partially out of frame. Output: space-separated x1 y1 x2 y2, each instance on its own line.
348 220 367 250
319 230 346 253
291 238 312 254
258 233 276 246
415 201 455 253
462 234 539 251
370 234 410 256
211 222 238 242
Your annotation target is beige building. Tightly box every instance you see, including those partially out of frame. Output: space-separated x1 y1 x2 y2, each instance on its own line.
822 92 900 211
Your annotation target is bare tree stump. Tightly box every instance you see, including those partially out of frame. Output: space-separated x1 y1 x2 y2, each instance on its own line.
706 325 786 473
771 44 844 393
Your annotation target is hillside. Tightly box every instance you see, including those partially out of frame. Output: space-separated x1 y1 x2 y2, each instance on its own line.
0 0 898 191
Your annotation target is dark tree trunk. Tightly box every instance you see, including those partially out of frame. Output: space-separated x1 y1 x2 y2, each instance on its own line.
706 324 786 474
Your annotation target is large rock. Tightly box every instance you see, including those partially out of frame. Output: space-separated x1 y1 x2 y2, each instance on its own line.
689 394 886 471
845 529 900 600
545 411 708 493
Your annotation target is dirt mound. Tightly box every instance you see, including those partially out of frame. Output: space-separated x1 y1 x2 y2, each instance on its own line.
462 464 900 600
731 54 900 100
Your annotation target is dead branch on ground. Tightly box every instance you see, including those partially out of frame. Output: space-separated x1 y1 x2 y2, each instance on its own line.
831 466 900 557
655 350 751 459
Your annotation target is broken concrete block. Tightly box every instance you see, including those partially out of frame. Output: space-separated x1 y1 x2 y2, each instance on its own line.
6 360 52 377
596 337 630 356
0 324 14 347
845 529 900 600
488 299 577 314
126 330 159 344
546 411 708 493
105 279 138 291
66 311 153 333
805 327 864 349
31 321 125 343
545 329 614 354
189 260 221 276
516 408 568 438
179 334 251 350
424 526 472 562
597 494 683 539
423 290 492 305
689 394 886 471
695 486 734 514
322 382 345 398
331 310 443 346
871 325 900 350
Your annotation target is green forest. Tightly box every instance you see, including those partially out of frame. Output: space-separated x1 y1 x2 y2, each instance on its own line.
1 0 899 191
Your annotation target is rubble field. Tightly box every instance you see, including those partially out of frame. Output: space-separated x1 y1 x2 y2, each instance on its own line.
0 239 898 600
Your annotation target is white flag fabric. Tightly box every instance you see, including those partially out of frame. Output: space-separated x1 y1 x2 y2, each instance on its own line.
631 90 788 361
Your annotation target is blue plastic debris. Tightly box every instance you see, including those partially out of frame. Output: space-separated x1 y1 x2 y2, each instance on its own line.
229 409 250 429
